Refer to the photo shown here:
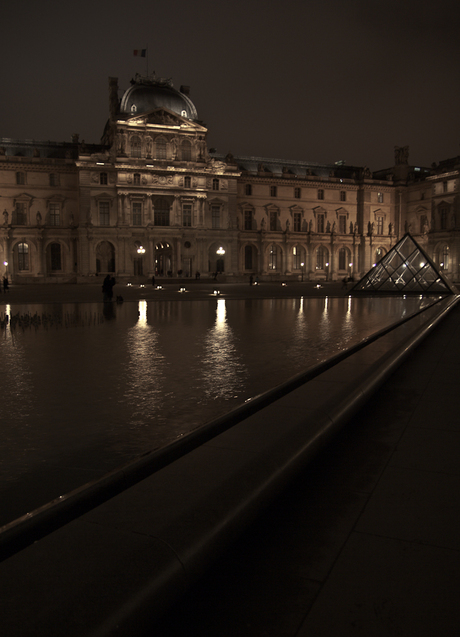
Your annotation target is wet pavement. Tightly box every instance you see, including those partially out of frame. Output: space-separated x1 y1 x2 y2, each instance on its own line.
150 298 460 636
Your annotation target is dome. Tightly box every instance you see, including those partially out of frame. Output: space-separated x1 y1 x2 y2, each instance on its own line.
120 76 198 120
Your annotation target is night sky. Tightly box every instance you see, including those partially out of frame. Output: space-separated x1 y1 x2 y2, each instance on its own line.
2 0 460 170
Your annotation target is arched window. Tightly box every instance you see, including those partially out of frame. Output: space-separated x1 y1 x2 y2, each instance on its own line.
18 242 29 271
244 245 254 270
316 246 327 270
292 245 305 270
154 198 170 226
440 245 449 270
181 139 192 161
130 136 141 158
269 244 278 270
50 243 62 271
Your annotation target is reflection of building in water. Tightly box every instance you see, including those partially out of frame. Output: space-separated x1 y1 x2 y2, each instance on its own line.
1 76 460 283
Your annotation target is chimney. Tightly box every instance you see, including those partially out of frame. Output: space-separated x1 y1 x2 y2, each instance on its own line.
109 77 119 121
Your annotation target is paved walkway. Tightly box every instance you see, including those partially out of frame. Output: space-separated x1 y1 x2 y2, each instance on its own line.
150 298 460 636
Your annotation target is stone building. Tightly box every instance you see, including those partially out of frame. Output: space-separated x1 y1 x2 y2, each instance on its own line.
1 74 459 283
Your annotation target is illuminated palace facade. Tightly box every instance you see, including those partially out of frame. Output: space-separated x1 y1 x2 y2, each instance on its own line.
1 74 459 283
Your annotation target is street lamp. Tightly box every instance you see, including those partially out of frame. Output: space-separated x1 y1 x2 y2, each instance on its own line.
216 246 225 274
300 262 305 282
137 246 146 255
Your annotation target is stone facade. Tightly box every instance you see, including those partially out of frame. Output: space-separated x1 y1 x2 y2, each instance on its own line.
1 77 459 283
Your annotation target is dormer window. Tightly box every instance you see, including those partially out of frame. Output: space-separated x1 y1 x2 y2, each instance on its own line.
181 110 187 117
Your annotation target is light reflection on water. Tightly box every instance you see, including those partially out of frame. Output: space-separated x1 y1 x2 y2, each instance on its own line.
0 295 436 524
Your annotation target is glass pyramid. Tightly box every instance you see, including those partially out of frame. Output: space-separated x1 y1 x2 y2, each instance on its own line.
350 233 457 295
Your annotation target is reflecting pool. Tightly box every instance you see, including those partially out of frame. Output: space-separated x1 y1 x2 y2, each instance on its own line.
0 295 435 525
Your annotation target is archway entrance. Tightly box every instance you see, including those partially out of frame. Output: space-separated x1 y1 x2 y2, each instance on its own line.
155 241 172 276
96 241 115 273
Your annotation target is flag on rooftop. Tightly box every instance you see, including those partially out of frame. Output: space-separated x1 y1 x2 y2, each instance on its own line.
133 49 146 57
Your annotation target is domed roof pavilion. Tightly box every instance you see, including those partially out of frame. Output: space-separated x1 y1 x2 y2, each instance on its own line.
120 74 198 121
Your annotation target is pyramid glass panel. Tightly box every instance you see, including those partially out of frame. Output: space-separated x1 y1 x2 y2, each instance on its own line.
350 233 457 295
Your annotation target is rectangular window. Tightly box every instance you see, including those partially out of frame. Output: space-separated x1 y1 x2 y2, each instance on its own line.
376 216 384 235
49 173 59 187
212 205 220 228
377 192 384 203
340 191 346 202
317 213 325 233
99 201 110 226
270 186 277 197
269 210 277 231
317 189 324 200
16 172 26 185
294 187 301 199
184 176 191 188
339 215 347 234
132 202 142 226
14 203 27 225
100 172 108 185
244 210 253 230
133 173 141 185
49 203 60 226
245 184 252 196
293 212 301 232
18 243 29 270
182 203 192 227
443 181 448 193
212 178 219 191
50 243 62 270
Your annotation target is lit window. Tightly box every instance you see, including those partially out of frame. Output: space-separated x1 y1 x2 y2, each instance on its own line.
377 192 384 203
317 189 324 200
49 203 60 226
183 204 192 227
132 202 142 226
269 245 277 270
293 246 303 269
316 245 327 269
18 242 29 270
212 205 220 228
99 201 110 226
